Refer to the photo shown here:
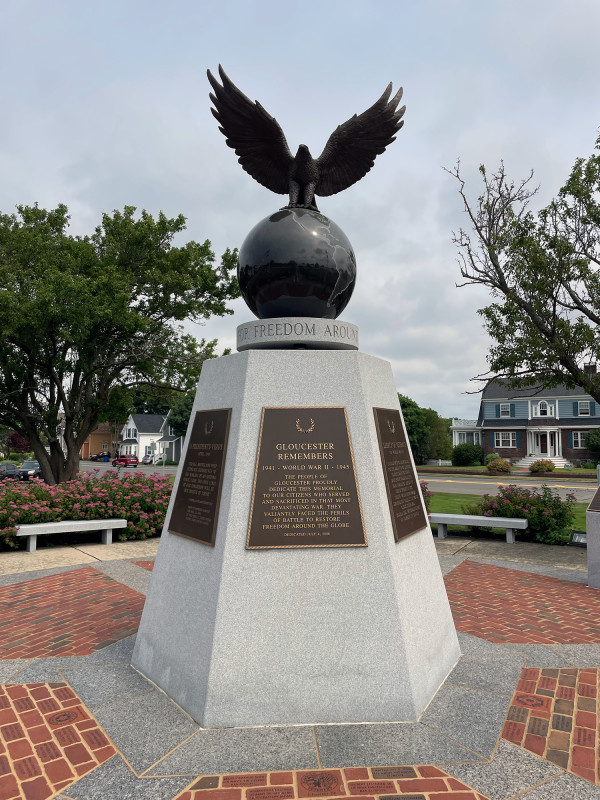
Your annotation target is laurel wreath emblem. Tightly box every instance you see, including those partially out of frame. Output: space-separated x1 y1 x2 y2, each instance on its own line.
387 418 395 434
204 420 214 435
296 418 315 434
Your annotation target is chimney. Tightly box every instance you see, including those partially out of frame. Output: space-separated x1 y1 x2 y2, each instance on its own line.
584 364 597 376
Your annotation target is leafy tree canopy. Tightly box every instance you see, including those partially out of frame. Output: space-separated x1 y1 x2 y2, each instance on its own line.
448 134 600 402
398 394 451 464
0 204 239 483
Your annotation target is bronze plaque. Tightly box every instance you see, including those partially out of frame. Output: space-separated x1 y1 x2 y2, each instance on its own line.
168 408 231 546
373 407 427 542
247 407 366 549
589 486 600 512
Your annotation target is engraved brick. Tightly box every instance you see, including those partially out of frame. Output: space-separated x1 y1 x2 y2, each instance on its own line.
577 683 597 697
246 789 292 800
552 714 572 732
13 697 34 712
546 749 569 768
527 716 548 736
539 677 556 690
35 740 61 762
1 722 24 741
514 694 550 711
0 755 9 776
347 781 396 796
371 767 417 779
541 669 559 677
502 720 525 744
297 770 345 797
36 699 59 715
55 726 80 746
81 728 109 750
574 726 596 747
45 705 88 729
14 756 42 781
381 796 424 800
223 775 268 787
506 705 528 722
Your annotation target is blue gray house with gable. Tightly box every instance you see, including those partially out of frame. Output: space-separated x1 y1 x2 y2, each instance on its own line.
476 370 600 467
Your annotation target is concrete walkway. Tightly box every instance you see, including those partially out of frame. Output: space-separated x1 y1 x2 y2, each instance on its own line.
1 535 599 800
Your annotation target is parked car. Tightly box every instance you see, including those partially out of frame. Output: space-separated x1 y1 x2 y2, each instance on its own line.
140 454 153 464
112 455 138 467
90 451 111 461
0 462 19 480
19 460 42 480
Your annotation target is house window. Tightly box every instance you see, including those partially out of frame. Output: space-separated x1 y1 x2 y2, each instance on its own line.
533 401 554 417
573 432 587 448
101 443 108 451
458 432 480 444
579 401 590 416
495 432 517 448
500 403 510 418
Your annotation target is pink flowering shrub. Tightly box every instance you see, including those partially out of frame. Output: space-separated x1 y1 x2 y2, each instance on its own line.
462 484 575 545
420 480 433 513
0 470 173 550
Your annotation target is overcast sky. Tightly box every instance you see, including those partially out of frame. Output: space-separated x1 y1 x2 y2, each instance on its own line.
2 0 599 419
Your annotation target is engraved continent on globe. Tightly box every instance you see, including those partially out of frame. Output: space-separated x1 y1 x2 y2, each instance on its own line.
237 208 356 320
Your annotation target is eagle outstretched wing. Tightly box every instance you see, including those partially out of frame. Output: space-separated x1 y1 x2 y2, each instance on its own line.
207 65 293 195
315 84 405 197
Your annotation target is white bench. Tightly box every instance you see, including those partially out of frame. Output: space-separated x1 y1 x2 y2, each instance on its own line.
429 513 528 544
16 519 128 552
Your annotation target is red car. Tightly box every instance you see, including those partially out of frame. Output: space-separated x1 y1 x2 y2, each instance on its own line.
112 455 138 468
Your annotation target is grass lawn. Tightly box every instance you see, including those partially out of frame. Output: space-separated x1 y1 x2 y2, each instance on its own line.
428 490 587 534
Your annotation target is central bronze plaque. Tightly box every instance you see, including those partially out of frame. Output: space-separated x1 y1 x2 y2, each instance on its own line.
373 407 427 542
247 406 366 549
168 408 231 546
589 486 600 512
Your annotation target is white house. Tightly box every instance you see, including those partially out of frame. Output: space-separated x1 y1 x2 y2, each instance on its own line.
120 414 168 461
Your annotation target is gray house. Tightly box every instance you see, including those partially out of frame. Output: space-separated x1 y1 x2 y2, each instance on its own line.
476 372 600 467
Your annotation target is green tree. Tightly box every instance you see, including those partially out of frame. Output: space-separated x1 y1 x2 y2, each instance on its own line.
398 394 429 464
584 429 600 461
0 204 239 483
448 135 600 401
422 408 453 460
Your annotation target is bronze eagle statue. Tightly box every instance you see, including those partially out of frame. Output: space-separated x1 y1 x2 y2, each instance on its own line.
207 66 405 211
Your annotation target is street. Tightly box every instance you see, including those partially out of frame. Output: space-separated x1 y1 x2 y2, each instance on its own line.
80 462 178 479
417 472 598 503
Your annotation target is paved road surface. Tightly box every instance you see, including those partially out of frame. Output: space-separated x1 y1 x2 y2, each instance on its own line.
417 471 598 503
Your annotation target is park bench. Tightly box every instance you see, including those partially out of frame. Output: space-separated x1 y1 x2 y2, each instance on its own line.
16 519 128 553
429 513 528 544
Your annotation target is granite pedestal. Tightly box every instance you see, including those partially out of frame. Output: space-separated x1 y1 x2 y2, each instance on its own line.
132 339 460 727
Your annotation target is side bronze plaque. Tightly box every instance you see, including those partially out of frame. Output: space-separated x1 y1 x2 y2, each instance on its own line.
168 408 231 546
373 407 427 542
247 407 366 549
589 486 600 512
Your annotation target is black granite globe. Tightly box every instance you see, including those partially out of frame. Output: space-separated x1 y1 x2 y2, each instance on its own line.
238 208 356 319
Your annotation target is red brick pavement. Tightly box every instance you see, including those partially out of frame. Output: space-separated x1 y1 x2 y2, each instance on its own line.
444 560 600 644
0 682 116 800
174 767 491 800
133 560 155 572
503 667 600 785
0 567 145 658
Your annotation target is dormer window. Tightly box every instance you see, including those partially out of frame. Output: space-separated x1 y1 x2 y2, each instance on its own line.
533 401 554 417
500 403 510 418
579 401 590 416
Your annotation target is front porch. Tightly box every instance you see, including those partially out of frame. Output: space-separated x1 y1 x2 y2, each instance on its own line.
513 428 571 467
